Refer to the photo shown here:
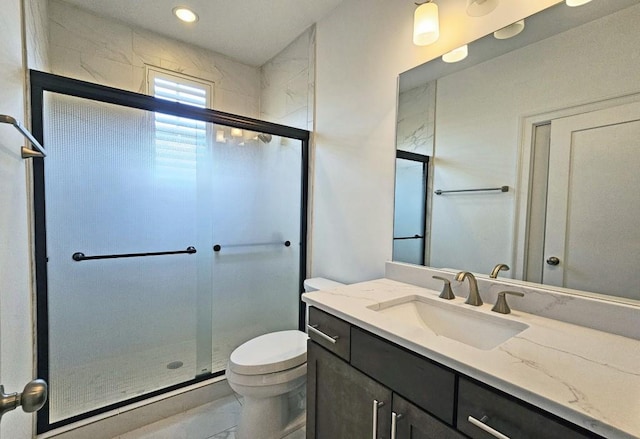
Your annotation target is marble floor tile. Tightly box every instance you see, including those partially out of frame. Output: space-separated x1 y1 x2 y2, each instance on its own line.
115 394 241 439
208 425 305 439
113 392 304 439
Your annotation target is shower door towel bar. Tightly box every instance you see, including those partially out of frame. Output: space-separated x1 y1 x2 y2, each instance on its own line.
393 235 424 240
213 241 291 252
72 246 197 261
0 114 47 158
435 185 509 195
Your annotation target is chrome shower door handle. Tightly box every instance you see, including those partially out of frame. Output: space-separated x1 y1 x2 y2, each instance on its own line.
391 411 403 439
372 399 384 439
468 415 511 439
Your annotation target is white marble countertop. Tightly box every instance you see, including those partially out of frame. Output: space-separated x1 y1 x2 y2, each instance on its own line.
302 278 640 439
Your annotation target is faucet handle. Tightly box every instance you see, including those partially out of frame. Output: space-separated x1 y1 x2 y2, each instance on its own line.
492 291 524 314
432 276 455 300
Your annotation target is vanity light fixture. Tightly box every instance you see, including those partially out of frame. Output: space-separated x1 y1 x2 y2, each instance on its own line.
466 0 499 17
173 6 199 23
413 1 440 46
565 0 593 6
216 129 226 143
493 19 525 39
442 45 468 63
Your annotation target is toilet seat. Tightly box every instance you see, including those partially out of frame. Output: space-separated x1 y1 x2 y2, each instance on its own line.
228 330 308 376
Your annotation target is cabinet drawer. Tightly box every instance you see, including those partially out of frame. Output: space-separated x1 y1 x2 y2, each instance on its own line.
393 394 466 439
457 377 599 439
351 327 455 425
308 307 351 361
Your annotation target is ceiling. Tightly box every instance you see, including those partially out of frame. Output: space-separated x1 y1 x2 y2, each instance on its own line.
60 0 344 66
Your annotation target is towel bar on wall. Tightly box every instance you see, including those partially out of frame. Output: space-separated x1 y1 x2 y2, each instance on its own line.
434 185 509 195
0 114 47 159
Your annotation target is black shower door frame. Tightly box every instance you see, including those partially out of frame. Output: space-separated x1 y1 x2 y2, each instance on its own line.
30 70 310 433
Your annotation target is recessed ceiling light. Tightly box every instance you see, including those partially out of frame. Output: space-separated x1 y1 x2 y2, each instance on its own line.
173 7 199 23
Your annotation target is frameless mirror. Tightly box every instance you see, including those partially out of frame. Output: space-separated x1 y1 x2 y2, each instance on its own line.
394 0 640 304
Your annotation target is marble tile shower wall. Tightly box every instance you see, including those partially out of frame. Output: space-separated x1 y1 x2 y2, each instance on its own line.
25 0 50 71
396 82 435 155
48 0 261 118
260 26 316 130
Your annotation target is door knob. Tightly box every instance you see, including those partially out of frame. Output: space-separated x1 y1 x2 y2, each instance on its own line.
546 256 560 266
0 379 48 422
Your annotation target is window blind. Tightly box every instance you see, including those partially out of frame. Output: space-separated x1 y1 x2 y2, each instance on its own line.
150 74 210 181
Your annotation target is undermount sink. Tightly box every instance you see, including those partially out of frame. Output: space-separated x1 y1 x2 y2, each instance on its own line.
368 295 529 350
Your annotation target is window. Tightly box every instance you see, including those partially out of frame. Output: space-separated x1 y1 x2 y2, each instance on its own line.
146 67 213 181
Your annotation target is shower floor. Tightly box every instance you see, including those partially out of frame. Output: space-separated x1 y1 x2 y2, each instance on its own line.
50 340 229 422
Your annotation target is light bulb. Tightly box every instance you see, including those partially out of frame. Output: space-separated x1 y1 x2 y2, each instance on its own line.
442 45 468 63
466 0 499 17
566 0 592 6
494 20 525 40
413 3 440 46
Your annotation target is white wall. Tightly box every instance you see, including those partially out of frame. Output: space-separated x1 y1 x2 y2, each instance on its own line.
48 0 261 117
430 4 640 274
0 0 37 436
311 0 560 284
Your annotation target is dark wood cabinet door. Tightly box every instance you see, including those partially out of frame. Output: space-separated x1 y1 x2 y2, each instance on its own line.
392 394 466 439
307 340 393 439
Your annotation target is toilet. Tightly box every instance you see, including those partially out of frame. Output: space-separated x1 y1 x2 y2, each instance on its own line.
225 277 345 439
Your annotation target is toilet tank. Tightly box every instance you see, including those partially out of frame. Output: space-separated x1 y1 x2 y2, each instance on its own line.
303 277 345 292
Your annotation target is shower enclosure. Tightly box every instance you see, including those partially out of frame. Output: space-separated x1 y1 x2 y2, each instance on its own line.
30 71 309 433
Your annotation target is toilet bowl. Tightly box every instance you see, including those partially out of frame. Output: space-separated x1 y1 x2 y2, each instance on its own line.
225 277 344 439
226 330 308 439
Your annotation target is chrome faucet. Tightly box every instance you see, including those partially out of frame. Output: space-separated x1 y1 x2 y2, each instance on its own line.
489 263 510 279
455 271 483 306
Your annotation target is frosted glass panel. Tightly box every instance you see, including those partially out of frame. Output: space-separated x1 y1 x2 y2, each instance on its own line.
209 130 302 370
44 93 203 422
393 159 425 265
42 91 304 423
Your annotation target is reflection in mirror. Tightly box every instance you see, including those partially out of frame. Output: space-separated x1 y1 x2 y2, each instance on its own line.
393 151 429 265
393 0 640 303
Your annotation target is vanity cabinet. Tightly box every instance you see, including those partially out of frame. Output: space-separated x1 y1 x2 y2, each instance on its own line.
392 394 466 439
457 377 594 439
307 339 392 439
307 307 461 439
306 306 603 439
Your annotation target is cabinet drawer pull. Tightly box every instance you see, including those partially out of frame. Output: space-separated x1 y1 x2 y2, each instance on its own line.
372 399 384 439
468 415 510 439
391 412 403 439
307 324 339 344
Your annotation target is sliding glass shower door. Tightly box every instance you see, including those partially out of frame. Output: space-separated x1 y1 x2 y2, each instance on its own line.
43 93 205 422
34 72 307 430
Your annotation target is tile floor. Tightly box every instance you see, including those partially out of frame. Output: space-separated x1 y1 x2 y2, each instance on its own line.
113 393 306 439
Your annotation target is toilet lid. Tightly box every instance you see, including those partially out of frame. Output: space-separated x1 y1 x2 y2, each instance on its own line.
228 330 308 375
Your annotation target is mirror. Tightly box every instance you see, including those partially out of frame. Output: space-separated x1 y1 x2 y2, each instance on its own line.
394 1 640 304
